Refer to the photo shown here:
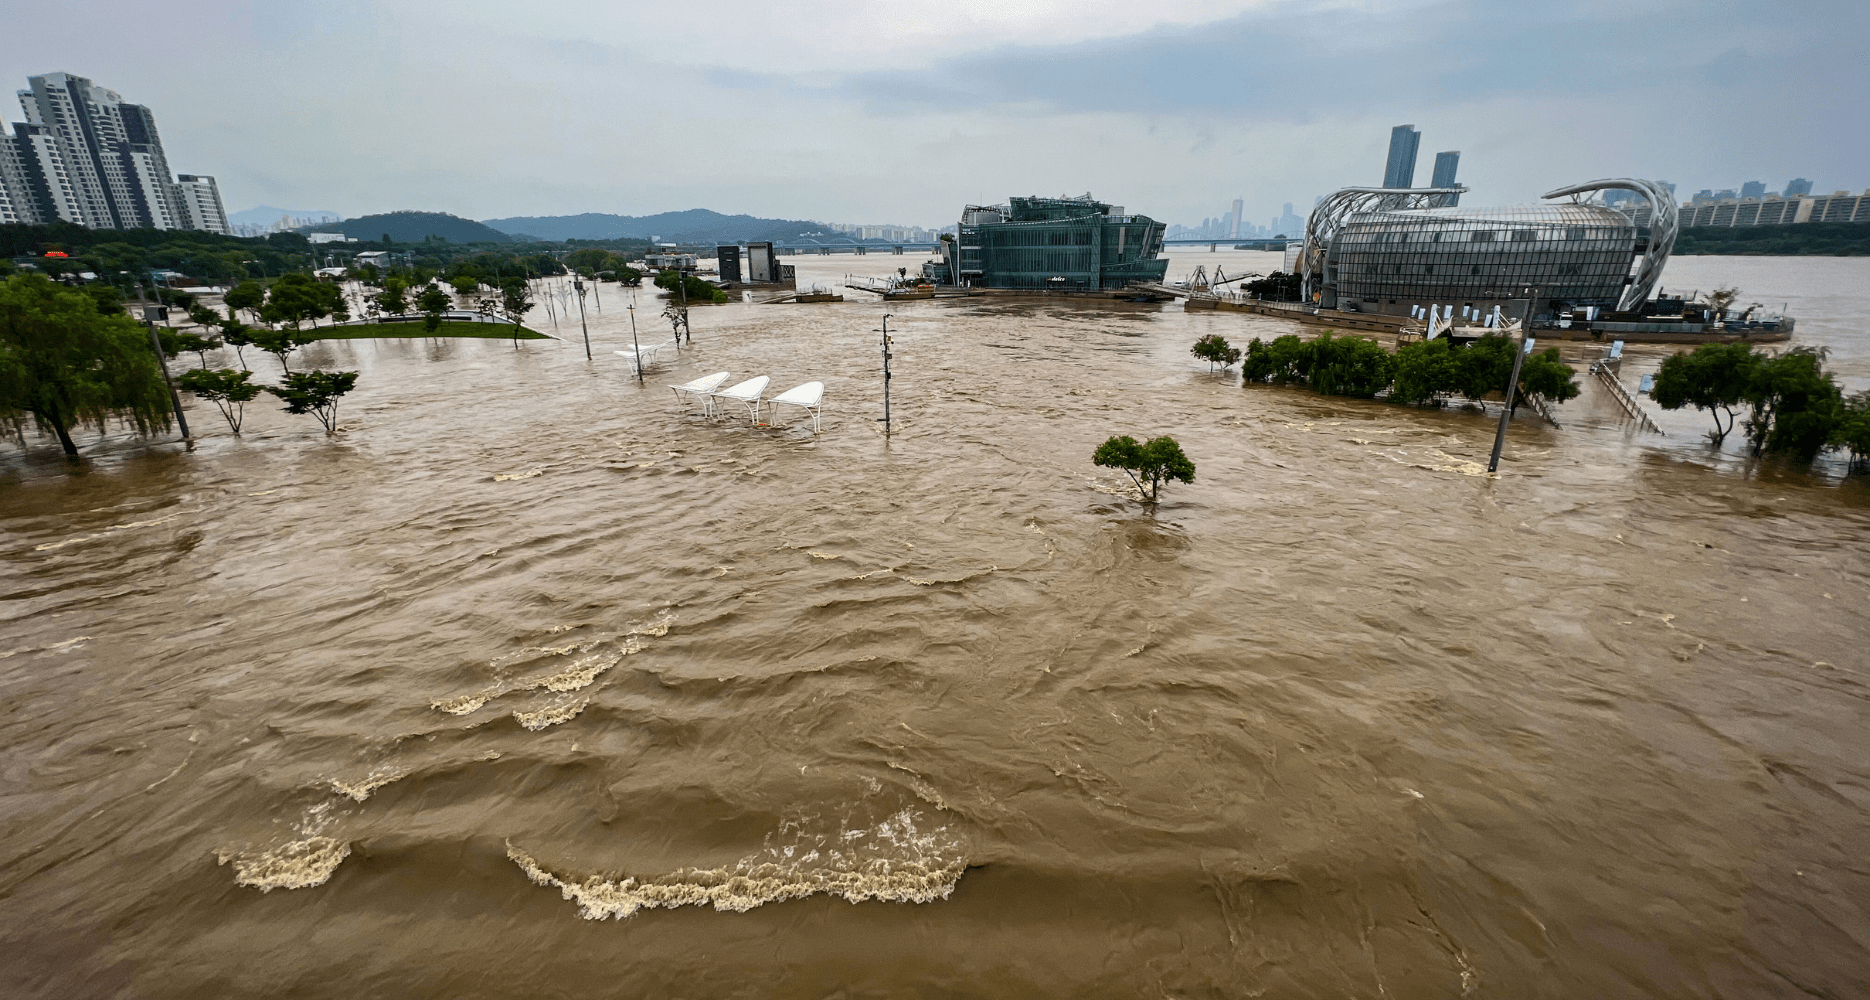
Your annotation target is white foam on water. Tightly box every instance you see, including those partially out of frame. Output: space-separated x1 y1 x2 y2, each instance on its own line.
508 807 966 921
218 803 350 892
218 837 351 892
328 767 408 802
493 469 543 481
515 698 588 731
430 638 641 716
32 510 196 551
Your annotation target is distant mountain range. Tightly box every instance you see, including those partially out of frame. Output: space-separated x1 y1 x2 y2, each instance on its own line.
297 211 516 244
481 209 828 245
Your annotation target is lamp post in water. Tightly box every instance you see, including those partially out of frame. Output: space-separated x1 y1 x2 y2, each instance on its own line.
132 271 192 446
626 296 643 383
1487 333 1535 473
573 277 591 360
878 313 894 434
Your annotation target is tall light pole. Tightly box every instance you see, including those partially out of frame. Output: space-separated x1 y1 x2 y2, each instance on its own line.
573 277 591 360
878 313 894 435
626 296 643 383
134 273 191 446
1487 333 1535 473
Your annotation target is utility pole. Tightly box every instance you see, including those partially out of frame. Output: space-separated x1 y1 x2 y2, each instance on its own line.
878 313 894 435
1487 333 1535 473
573 277 591 360
136 277 192 446
626 297 643 383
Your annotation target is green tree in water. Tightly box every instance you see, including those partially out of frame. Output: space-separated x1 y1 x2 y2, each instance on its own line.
375 276 410 317
1093 434 1196 503
224 280 265 323
266 370 358 434
1651 341 1756 444
0 273 173 456
1744 348 1842 460
417 285 451 333
178 368 261 433
1191 334 1242 371
500 277 534 349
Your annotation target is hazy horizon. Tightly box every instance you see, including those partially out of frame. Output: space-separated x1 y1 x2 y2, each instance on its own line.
4 0 1866 229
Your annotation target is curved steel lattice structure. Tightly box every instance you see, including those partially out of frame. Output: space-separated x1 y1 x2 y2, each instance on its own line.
1299 187 1465 302
1302 179 1679 317
1541 178 1678 311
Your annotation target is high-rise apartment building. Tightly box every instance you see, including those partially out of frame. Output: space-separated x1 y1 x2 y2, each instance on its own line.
1740 181 1766 200
1383 125 1420 189
0 72 222 233
174 174 229 234
1229 198 1243 239
1784 177 1812 197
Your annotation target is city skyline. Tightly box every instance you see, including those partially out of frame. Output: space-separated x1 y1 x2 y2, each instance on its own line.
1 1 1865 231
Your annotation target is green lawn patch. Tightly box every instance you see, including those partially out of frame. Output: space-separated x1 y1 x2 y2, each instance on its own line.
299 320 548 341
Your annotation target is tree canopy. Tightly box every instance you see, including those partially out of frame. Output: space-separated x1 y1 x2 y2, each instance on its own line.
266 370 358 434
1652 341 1755 443
1093 434 1196 503
0 273 173 456
1192 334 1242 371
178 368 261 433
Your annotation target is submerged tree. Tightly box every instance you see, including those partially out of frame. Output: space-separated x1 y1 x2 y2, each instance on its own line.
1191 334 1242 371
1651 341 1755 444
417 285 451 333
1093 434 1196 503
250 328 310 373
178 368 262 433
224 280 265 324
0 273 173 456
1743 347 1842 460
266 369 358 434
499 277 534 349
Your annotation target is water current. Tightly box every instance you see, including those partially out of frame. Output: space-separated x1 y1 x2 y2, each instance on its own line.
3 251 1867 997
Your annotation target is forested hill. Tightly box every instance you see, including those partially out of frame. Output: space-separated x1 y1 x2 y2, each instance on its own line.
302 211 514 244
481 209 826 245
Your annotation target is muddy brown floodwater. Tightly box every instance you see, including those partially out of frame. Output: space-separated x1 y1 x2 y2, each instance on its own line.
4 252 1869 998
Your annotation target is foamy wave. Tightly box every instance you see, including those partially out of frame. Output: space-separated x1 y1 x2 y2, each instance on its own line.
493 468 543 481
328 767 407 802
629 613 674 638
515 698 588 730
508 807 965 920
430 639 640 716
218 837 351 892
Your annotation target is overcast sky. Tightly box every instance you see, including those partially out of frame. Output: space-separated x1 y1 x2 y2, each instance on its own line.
4 0 1865 228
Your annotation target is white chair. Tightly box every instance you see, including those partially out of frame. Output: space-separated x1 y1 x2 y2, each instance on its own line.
668 371 729 415
709 375 770 423
767 381 825 433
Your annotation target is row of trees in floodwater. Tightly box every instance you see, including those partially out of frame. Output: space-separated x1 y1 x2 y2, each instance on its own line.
1 274 364 455
1651 342 1870 464
1197 330 1582 406
1192 329 1870 471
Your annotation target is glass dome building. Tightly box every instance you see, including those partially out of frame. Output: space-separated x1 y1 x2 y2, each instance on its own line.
1303 179 1678 322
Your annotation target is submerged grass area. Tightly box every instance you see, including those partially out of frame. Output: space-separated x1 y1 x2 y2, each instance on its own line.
299 320 549 341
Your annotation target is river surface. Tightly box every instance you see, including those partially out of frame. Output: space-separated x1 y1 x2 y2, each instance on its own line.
3 252 1868 998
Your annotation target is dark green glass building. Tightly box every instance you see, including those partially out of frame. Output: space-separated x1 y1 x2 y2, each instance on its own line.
926 195 1168 290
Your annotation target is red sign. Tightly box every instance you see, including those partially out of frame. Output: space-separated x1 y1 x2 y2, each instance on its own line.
43 251 68 258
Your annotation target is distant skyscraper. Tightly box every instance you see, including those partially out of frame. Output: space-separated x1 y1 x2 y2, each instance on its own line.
1740 181 1766 200
1430 150 1460 207
1784 177 1812 197
1229 198 1243 239
0 72 220 232
1383 125 1420 188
